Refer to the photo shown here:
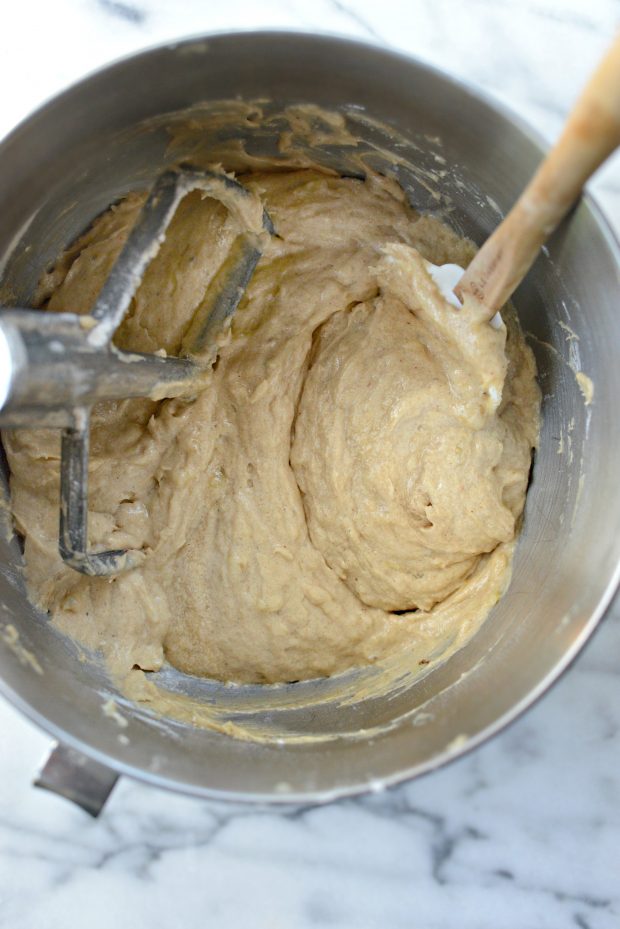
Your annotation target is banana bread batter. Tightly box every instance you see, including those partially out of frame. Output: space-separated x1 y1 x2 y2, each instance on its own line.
4 168 540 685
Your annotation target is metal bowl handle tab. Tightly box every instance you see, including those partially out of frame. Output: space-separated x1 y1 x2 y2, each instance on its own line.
34 742 119 817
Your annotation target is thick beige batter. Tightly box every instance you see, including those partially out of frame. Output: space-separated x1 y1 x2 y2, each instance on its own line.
5 168 539 686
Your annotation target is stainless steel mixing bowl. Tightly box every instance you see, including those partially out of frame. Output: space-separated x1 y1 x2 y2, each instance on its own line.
0 32 618 813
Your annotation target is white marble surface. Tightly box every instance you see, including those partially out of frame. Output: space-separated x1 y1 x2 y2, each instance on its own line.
1 1 619 927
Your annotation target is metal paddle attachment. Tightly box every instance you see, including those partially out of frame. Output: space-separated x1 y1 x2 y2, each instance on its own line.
0 167 274 576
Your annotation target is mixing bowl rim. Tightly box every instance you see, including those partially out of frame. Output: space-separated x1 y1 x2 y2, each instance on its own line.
0 28 618 804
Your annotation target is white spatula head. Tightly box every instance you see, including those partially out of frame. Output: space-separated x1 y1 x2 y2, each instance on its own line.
424 261 503 329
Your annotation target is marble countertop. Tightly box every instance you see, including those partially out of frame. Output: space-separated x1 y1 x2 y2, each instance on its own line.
1 1 619 927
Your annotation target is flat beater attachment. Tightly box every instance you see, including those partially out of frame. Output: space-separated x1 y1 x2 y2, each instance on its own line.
0 167 274 576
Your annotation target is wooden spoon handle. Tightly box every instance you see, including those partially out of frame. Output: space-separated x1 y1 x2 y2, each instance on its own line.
455 33 620 318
